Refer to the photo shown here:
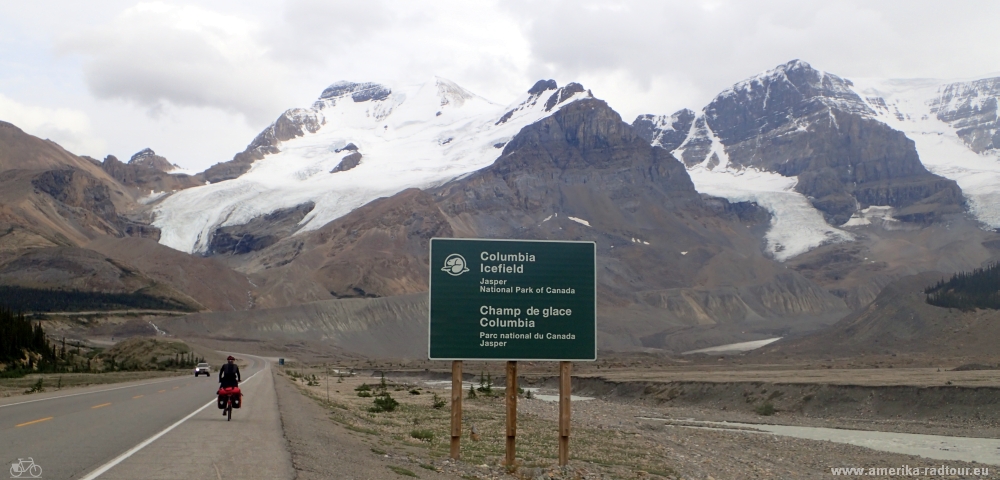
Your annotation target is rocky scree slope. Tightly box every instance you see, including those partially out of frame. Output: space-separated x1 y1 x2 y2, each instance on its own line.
764 271 1000 358
0 121 256 312
99 148 204 198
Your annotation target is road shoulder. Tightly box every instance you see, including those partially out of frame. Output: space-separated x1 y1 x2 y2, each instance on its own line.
97 360 294 480
273 370 462 480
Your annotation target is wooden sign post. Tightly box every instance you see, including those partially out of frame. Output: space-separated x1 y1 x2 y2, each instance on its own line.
451 360 462 460
429 238 596 466
559 361 571 465
505 361 518 466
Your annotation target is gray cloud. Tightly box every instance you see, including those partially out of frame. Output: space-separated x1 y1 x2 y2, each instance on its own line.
503 0 1000 117
61 3 292 125
8 0 1000 172
265 0 399 67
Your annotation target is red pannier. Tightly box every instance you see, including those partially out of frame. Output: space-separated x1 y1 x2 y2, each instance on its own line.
217 386 242 409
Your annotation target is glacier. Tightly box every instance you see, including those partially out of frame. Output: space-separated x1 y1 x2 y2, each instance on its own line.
152 78 591 254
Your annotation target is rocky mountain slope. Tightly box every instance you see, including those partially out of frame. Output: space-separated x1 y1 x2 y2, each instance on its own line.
5 60 1000 353
764 272 1000 358
136 66 1000 350
220 97 849 349
634 61 965 259
99 148 204 198
0 121 149 248
633 60 1000 318
851 75 1000 228
0 121 256 312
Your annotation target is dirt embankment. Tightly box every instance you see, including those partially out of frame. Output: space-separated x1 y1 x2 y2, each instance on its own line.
556 376 1000 438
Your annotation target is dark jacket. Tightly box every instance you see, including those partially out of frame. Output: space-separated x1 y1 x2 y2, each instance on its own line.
219 362 241 387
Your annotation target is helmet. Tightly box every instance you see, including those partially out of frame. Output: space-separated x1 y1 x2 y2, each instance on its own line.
227 355 235 361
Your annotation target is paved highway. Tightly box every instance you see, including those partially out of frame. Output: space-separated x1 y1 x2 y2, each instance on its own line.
0 355 292 480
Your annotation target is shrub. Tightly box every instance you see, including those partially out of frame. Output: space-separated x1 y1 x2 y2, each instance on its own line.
432 393 447 409
410 429 434 441
24 378 44 394
477 371 494 395
371 392 399 412
755 402 776 416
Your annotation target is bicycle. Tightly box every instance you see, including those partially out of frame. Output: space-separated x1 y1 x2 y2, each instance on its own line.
217 385 242 421
10 457 42 478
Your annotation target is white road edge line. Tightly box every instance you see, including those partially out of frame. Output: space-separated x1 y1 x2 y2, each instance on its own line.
77 360 266 480
0 376 187 409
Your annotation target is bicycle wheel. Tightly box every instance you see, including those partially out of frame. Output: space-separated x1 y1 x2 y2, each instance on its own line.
226 403 231 421
29 464 42 477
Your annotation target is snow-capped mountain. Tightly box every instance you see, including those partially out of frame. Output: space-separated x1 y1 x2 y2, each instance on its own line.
634 60 967 260
849 76 1000 228
152 77 593 254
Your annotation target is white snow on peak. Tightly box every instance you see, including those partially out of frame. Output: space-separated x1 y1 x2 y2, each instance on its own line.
567 216 591 227
701 118 730 170
715 60 872 117
849 76 1000 229
152 78 591 253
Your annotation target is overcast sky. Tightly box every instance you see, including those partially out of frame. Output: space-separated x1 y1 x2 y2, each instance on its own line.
2 0 999 172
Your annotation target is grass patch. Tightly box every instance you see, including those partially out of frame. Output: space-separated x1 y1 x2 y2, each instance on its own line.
387 465 418 477
370 447 387 455
344 424 379 435
418 463 436 471
293 370 679 479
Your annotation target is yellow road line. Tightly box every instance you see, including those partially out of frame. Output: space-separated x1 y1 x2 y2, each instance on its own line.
172 386 179 390
158 389 166 393
16 417 53 427
133 395 144 399
92 403 112 409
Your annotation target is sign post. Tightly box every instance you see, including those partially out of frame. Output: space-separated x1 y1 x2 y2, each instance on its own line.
559 361 571 465
429 238 596 466
450 360 462 460
505 360 518 466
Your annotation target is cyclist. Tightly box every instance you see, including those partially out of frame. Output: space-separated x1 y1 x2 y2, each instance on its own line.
219 355 241 387
219 355 241 415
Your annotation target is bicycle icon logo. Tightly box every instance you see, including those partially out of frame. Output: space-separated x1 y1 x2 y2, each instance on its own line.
9 458 41 478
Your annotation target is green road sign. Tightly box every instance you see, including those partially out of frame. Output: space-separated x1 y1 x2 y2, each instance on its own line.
429 238 596 361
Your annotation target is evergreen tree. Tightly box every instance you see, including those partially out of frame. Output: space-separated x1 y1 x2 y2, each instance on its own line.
926 262 1000 311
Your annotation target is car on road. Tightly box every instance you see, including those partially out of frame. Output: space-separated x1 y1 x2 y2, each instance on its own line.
194 363 211 377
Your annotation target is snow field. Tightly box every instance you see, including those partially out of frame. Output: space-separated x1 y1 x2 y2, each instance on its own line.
152 78 590 253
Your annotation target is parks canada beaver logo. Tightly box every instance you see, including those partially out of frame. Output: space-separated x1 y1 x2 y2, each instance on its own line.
441 253 470 276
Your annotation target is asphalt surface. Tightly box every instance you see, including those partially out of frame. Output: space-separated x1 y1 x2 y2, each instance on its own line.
0 355 292 480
